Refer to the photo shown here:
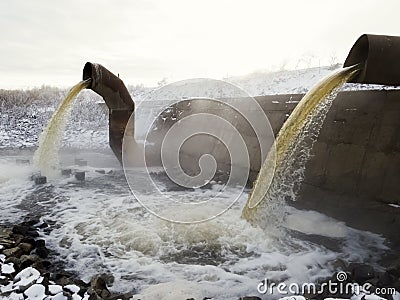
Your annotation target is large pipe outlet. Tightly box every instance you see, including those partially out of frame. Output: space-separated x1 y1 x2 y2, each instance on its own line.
83 62 134 163
344 34 400 86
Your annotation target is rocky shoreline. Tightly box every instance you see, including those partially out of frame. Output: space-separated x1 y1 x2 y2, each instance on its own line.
0 219 133 300
1 219 399 300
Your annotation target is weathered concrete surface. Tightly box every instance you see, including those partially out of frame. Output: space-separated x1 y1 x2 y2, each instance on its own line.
138 90 400 246
250 90 399 246
292 90 400 247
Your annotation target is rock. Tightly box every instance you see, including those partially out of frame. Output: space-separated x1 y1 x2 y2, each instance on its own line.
36 239 46 248
21 237 37 248
75 171 86 181
350 263 375 283
36 246 49 258
62 290 73 299
365 277 380 290
8 292 24 300
13 234 24 245
12 225 30 235
20 254 38 269
86 287 101 300
387 259 400 278
49 284 63 295
5 256 21 268
32 261 50 272
1 263 16 274
0 275 10 285
72 295 83 300
3 247 23 259
19 242 33 254
27 230 40 238
0 227 14 247
30 172 41 181
90 276 107 291
0 281 17 294
95 169 105 174
24 283 46 300
239 297 262 300
56 276 74 287
378 270 397 287
61 169 72 176
34 176 47 185
100 288 111 299
51 292 69 300
89 276 112 299
64 284 80 294
13 267 41 290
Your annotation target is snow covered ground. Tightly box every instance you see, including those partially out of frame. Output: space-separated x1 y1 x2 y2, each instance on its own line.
1 64 398 152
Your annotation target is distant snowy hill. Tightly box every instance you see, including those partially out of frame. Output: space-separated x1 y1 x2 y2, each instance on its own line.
134 64 395 101
227 64 342 96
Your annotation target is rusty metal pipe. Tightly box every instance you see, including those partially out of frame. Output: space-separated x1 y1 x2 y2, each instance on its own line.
83 62 134 163
344 34 400 86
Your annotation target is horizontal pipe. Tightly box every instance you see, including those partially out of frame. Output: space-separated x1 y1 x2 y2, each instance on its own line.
344 34 400 86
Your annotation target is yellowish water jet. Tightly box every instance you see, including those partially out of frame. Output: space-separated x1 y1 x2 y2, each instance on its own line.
33 79 91 177
242 65 360 222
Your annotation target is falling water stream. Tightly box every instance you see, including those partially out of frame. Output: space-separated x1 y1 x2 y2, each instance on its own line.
33 79 91 177
242 64 360 222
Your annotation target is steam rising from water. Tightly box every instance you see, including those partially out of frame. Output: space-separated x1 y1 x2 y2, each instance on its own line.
33 79 91 177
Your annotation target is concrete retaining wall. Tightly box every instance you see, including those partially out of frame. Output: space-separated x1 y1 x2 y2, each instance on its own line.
295 90 400 246
139 90 400 245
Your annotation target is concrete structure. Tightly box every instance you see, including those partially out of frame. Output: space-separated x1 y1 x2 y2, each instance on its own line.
135 90 400 247
296 90 400 248
83 34 400 248
244 90 400 247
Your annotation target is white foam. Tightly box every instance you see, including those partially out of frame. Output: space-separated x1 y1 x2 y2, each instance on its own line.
284 207 348 238
0 154 389 299
133 280 204 300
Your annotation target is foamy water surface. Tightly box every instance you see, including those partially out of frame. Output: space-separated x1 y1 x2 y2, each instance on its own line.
0 153 388 299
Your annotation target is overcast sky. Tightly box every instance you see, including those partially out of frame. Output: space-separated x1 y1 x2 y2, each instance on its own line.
0 0 399 89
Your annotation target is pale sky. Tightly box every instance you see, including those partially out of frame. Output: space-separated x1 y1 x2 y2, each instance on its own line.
1 0 399 89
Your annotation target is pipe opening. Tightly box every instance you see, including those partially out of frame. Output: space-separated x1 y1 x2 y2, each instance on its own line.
344 35 369 69
83 62 95 88
344 34 400 86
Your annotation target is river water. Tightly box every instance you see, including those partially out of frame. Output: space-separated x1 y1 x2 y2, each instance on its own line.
0 150 388 299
